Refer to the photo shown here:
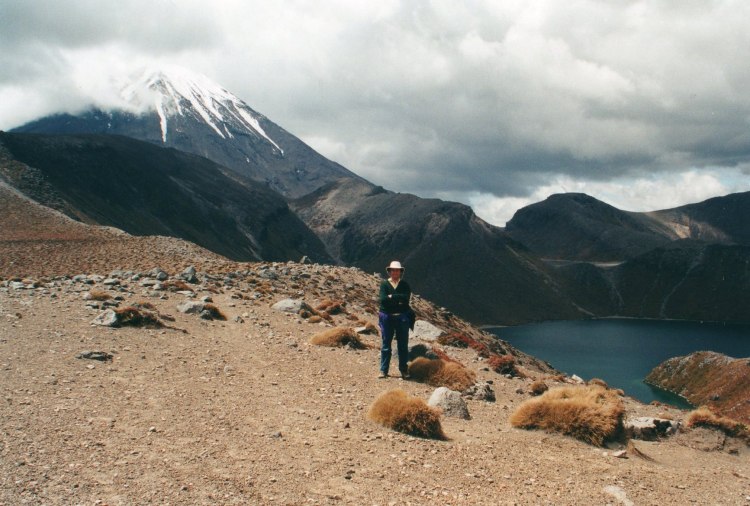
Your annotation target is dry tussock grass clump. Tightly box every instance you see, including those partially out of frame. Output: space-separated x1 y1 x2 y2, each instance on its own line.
437 332 470 348
429 347 461 364
367 389 447 440
132 301 157 310
687 407 749 443
437 332 491 357
316 299 347 315
487 354 516 375
588 378 609 389
114 307 162 328
88 289 111 301
530 380 549 396
202 303 226 321
408 357 476 391
161 279 193 292
310 327 367 349
359 322 379 335
510 385 625 446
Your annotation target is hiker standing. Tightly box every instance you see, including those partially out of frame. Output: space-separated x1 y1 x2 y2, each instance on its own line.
378 260 413 379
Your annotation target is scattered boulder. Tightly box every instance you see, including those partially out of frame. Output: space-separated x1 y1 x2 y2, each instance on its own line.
259 269 278 280
91 309 119 327
177 301 205 314
462 381 496 402
624 416 680 441
149 268 169 281
180 266 198 283
410 320 444 341
76 351 113 362
428 387 471 419
272 299 312 314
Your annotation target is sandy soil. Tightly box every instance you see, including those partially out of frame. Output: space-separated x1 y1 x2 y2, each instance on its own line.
1 264 748 506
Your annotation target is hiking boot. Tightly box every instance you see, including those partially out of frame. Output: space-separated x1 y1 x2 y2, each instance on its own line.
400 369 410 379
378 372 389 379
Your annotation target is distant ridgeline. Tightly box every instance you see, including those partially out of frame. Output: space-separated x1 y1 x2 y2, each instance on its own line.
9 66 750 325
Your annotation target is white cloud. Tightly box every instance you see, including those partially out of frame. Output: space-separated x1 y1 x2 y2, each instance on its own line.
1 0 749 217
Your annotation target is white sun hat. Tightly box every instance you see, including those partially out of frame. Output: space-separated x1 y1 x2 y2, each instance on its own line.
386 261 404 271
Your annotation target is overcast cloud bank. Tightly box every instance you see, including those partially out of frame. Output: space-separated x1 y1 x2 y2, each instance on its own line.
1 0 748 224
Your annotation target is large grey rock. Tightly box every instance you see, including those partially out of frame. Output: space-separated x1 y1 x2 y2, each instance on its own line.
148 268 168 281
271 299 311 314
91 309 118 327
410 320 444 341
624 417 680 441
462 382 496 402
259 269 278 280
428 387 470 419
176 301 205 314
180 266 198 283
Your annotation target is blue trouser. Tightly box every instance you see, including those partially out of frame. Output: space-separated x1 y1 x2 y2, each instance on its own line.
379 311 410 374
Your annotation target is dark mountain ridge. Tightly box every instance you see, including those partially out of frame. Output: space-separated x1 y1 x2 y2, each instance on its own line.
649 191 750 246
293 179 585 324
0 131 331 264
506 192 750 262
555 241 750 322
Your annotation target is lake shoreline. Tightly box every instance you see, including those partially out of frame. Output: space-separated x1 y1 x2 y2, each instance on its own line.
486 319 749 406
480 315 750 330
643 379 695 409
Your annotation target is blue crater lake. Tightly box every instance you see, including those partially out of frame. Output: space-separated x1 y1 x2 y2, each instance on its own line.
488 319 750 407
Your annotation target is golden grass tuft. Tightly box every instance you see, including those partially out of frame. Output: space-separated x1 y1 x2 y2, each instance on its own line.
88 289 111 301
310 327 367 349
367 389 447 440
408 357 476 391
316 299 347 315
161 279 193 292
114 307 162 328
588 378 609 389
133 301 157 310
686 407 749 443
509 385 625 446
530 380 549 396
487 354 516 375
202 303 226 321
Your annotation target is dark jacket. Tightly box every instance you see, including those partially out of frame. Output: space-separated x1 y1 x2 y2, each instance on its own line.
379 279 412 314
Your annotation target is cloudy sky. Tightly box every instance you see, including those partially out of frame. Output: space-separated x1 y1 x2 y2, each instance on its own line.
1 0 749 225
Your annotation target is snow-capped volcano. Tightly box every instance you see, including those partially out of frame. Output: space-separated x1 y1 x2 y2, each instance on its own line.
13 65 361 198
118 66 282 153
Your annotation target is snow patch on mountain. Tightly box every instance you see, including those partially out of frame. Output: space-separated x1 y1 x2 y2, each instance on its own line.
116 65 283 153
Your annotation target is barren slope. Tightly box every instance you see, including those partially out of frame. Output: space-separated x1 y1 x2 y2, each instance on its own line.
1 264 748 504
646 351 750 424
1 190 748 505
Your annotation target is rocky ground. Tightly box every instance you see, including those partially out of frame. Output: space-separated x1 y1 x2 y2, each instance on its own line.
1 187 748 505
1 262 748 506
